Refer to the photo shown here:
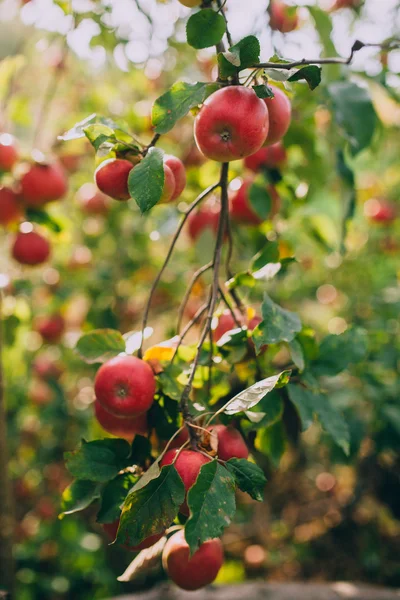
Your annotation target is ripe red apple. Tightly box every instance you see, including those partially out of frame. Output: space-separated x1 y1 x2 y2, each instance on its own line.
0 187 23 226
162 529 224 591
59 153 82 173
32 355 63 380
12 230 51 265
164 155 186 201
230 179 280 225
103 519 164 551
269 1 299 33
183 145 205 168
364 198 396 224
0 133 18 171
34 313 65 343
187 203 220 241
160 449 210 515
20 162 68 207
159 163 176 203
194 86 269 162
94 355 156 417
95 158 133 201
244 142 287 172
263 85 292 145
76 183 110 215
212 309 262 343
208 425 249 461
94 400 148 441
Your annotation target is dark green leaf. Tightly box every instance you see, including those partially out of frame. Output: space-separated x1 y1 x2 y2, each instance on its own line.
252 293 302 352
313 327 368 376
287 384 315 430
25 208 62 233
83 123 116 151
224 371 291 415
251 242 280 270
185 461 236 554
75 329 126 364
218 36 260 78
60 480 101 516
288 65 322 90
186 9 226 50
97 473 138 524
117 465 185 548
256 420 286 467
65 439 132 483
226 271 255 291
252 84 275 99
249 180 272 220
128 147 164 214
288 339 305 372
152 82 210 134
130 435 152 466
226 458 267 501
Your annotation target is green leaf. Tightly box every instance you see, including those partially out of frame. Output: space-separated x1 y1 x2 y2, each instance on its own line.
60 480 101 516
328 81 377 156
226 271 255 291
83 123 116 152
252 84 275 99
288 339 305 372
313 327 368 376
245 389 283 429
117 465 185 548
249 179 272 220
288 66 322 90
185 461 236 554
224 371 291 415
152 82 209 134
218 36 260 78
287 384 315 431
225 458 267 502
130 435 152 466
65 439 132 483
186 9 226 50
252 293 302 352
307 6 337 58
128 147 164 214
251 242 279 270
75 329 126 364
255 420 286 467
25 208 62 233
97 473 138 524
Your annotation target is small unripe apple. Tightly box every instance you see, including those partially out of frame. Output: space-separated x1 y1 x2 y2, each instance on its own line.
177 0 202 6
244 142 287 172
94 399 148 441
270 1 299 33
164 155 186 200
12 230 51 265
162 529 224 591
187 203 220 241
160 449 210 515
364 198 396 224
76 183 110 215
20 162 68 207
208 425 249 461
230 179 280 225
0 133 19 171
263 85 292 145
94 158 133 201
103 519 164 551
34 313 65 343
194 86 269 162
0 187 23 226
94 355 156 417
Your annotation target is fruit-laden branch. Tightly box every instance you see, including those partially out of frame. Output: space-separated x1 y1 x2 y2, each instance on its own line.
179 163 229 444
252 39 400 70
0 293 15 598
138 181 220 359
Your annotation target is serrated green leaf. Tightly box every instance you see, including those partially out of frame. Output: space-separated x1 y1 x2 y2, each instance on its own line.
186 9 226 50
287 383 315 430
130 435 152 466
223 370 291 415
249 179 272 220
117 465 185 548
245 389 283 429
252 84 275 99
218 35 260 78
226 271 255 290
313 327 368 376
251 293 302 352
75 329 126 364
128 147 164 213
185 460 236 554
152 82 210 134
225 458 267 501
255 420 286 467
60 480 102 516
288 339 305 372
97 473 138 524
251 242 280 270
288 65 322 90
25 208 62 233
83 123 116 151
65 439 132 483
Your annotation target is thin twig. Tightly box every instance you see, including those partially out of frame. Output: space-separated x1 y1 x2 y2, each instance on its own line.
176 262 213 334
143 132 161 156
216 0 233 47
171 303 208 363
218 285 243 329
138 182 220 358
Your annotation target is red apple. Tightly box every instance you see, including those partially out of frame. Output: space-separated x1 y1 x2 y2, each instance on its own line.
34 314 65 343
164 155 186 201
20 162 68 207
364 198 396 224
95 158 133 201
162 529 224 591
270 1 299 33
208 425 249 461
28 379 54 406
32 355 63 380
263 85 292 145
12 230 51 265
187 203 221 241
230 179 280 225
0 187 23 226
332 0 361 9
212 309 263 344
94 355 156 417
94 400 148 441
0 133 18 171
76 183 110 215
159 163 176 203
244 142 287 172
103 519 164 551
160 449 210 515
194 86 269 162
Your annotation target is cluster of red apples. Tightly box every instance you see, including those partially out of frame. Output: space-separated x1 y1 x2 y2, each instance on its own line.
0 133 68 266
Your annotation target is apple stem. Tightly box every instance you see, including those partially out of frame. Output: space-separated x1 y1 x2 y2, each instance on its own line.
0 292 16 599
